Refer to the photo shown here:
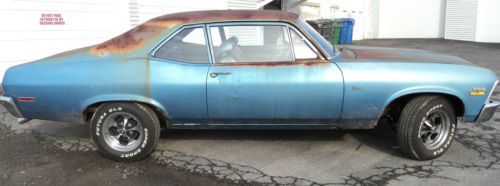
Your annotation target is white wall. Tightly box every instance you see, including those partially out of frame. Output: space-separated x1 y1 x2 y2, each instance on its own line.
136 0 229 24
376 0 446 38
0 0 130 81
303 0 447 40
475 0 500 43
332 0 366 40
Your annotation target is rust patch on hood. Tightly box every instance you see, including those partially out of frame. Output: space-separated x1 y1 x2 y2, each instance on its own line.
341 46 472 65
355 50 417 61
90 10 299 56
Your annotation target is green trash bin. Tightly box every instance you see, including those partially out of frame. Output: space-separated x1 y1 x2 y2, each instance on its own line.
305 19 342 45
332 21 341 45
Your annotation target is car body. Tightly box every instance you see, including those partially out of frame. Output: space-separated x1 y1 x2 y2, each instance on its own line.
0 10 498 161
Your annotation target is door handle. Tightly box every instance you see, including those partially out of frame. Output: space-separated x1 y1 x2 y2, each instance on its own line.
210 72 231 78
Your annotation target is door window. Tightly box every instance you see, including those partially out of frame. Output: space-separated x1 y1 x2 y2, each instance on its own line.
154 27 209 63
210 25 293 63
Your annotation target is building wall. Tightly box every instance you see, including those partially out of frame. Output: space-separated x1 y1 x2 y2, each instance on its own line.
334 0 366 40
475 0 500 43
135 0 229 24
304 0 447 40
376 0 446 38
0 0 130 80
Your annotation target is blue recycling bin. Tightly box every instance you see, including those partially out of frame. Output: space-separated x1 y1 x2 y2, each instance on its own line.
335 18 355 44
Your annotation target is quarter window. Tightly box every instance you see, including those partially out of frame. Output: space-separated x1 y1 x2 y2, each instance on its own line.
210 25 293 63
290 29 318 60
154 27 209 63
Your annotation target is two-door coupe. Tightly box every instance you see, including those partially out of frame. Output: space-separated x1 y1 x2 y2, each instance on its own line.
0 10 498 161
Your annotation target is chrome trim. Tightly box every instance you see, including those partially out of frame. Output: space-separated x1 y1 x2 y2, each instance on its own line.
150 24 209 63
206 22 326 62
288 26 324 60
0 96 23 118
17 118 31 124
476 80 499 122
476 100 500 122
485 80 498 103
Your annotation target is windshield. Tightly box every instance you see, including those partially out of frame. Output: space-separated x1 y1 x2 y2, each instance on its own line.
299 19 335 59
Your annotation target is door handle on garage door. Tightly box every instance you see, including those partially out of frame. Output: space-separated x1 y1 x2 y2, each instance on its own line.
210 72 231 78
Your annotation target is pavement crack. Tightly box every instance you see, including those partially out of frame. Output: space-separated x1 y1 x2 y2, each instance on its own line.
152 149 322 185
355 144 362 151
335 161 460 185
454 124 500 169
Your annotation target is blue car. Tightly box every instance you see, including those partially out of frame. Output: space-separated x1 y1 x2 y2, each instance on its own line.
0 10 498 161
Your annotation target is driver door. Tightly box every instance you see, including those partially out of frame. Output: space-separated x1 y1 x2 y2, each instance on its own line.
206 23 344 125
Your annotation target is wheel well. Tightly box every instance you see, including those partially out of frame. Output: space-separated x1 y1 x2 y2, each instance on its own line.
82 101 168 127
379 93 465 127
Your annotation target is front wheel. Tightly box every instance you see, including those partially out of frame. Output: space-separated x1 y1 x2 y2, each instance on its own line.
90 102 160 161
397 96 457 160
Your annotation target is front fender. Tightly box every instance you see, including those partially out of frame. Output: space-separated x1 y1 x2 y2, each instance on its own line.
383 85 468 112
81 94 169 119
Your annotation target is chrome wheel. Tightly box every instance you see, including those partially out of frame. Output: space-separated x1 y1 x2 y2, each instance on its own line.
102 112 144 152
420 110 451 150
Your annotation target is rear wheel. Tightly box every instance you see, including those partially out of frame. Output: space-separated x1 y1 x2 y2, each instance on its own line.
397 96 457 160
90 102 160 161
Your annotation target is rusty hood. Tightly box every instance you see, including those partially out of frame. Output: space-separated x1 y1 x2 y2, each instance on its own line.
340 46 474 66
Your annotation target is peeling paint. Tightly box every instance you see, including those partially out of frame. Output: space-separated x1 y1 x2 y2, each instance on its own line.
90 25 160 56
340 46 473 65
89 10 299 56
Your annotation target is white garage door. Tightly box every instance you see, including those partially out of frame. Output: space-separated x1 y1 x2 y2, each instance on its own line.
0 0 130 81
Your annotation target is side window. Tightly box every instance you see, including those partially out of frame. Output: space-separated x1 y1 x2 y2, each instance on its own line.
290 29 318 60
210 25 293 63
154 27 208 63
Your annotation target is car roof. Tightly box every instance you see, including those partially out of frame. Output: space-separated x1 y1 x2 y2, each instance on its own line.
90 10 301 56
147 10 300 25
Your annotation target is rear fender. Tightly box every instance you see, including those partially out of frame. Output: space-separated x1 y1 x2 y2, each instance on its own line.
81 94 169 119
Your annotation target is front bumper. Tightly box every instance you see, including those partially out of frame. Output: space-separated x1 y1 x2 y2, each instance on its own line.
0 96 23 118
476 80 499 122
476 100 500 122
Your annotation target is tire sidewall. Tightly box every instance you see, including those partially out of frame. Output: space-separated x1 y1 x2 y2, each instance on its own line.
90 103 157 161
410 98 457 160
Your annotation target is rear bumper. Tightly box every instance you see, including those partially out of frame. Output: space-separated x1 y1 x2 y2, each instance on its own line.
0 96 23 118
476 100 500 122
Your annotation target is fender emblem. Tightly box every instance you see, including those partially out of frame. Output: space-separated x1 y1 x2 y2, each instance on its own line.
18 97 35 102
352 86 367 91
470 88 486 96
